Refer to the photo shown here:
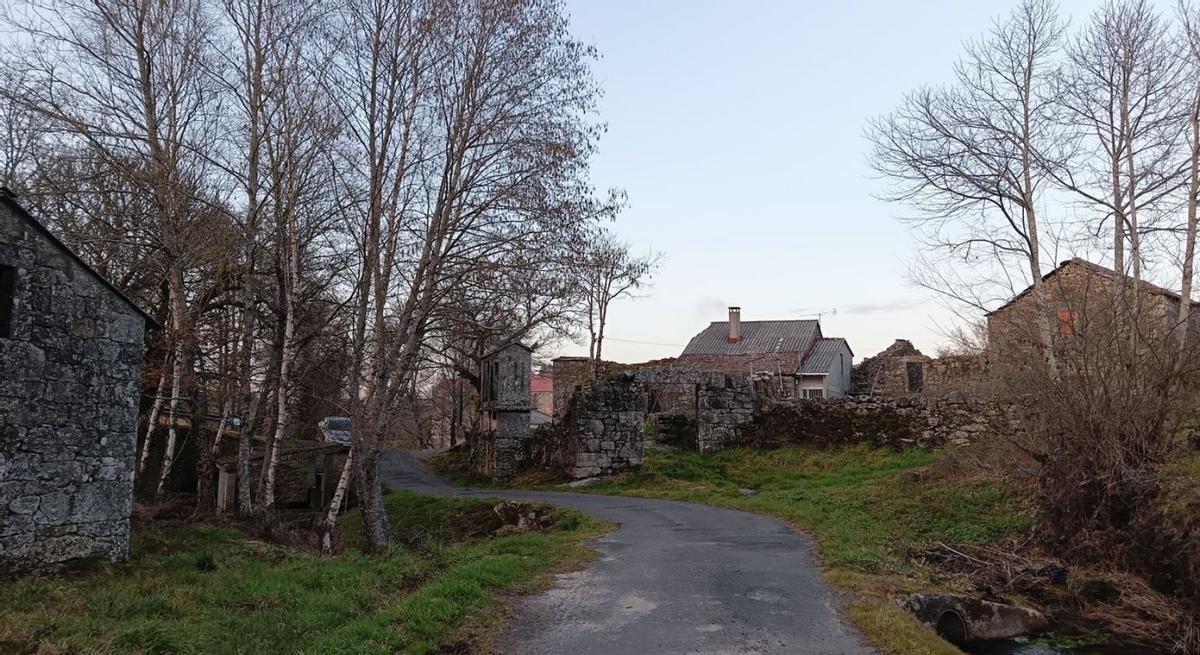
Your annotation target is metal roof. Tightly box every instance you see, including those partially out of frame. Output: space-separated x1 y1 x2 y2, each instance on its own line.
681 319 821 356
798 338 850 375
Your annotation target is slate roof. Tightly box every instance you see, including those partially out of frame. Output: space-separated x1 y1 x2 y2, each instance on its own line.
680 319 821 356
798 338 851 375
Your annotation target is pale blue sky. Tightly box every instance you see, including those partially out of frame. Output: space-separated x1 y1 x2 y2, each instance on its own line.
554 0 1109 363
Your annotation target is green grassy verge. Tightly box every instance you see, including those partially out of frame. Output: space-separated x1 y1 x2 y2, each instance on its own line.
0 491 605 655
439 444 1032 655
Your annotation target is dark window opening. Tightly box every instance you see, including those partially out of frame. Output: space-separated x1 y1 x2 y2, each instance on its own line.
905 361 924 393
647 389 661 413
0 265 15 339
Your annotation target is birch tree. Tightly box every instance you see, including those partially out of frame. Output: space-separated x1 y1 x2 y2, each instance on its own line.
258 13 339 513
1176 2 1200 355
2 0 229 498
326 0 608 550
1055 0 1186 325
868 0 1065 374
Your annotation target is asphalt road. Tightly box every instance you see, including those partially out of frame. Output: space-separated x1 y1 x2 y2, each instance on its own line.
380 450 871 655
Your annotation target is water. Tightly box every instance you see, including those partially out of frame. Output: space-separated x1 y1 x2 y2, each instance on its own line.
966 639 1166 655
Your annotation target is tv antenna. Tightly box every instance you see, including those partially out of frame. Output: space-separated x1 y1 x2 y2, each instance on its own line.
793 307 838 321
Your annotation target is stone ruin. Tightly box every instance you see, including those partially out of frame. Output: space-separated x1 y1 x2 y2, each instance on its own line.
473 342 534 479
566 374 647 478
473 351 1017 482
0 190 150 575
696 378 758 451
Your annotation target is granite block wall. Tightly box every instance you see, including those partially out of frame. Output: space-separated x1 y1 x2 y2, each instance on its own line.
569 375 646 478
696 378 758 451
0 199 146 575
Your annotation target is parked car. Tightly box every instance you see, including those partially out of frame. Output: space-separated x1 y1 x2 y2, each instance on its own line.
318 416 352 446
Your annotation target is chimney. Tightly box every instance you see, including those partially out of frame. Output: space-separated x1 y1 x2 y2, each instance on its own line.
727 306 741 343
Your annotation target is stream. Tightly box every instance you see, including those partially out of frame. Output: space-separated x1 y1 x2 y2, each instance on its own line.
966 639 1167 654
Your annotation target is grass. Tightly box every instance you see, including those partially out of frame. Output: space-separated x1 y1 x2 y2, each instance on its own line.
461 444 1034 655
0 490 605 655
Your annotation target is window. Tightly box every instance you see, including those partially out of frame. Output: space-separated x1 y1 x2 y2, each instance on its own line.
1057 310 1075 336
0 265 14 339
804 388 825 399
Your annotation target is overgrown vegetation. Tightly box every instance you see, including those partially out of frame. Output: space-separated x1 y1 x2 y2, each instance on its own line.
517 444 1195 654
0 491 604 655
585 445 1029 571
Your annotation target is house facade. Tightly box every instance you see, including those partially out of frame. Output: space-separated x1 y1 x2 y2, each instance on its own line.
0 189 152 573
676 307 853 398
987 258 1200 361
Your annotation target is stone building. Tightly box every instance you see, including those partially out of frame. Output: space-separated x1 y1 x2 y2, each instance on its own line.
0 189 153 574
853 339 989 397
852 339 933 395
677 307 853 399
986 258 1200 363
478 342 533 479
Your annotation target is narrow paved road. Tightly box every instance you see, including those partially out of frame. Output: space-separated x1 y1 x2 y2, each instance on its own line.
380 450 871 655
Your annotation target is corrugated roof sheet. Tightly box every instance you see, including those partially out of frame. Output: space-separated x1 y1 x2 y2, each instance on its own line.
798 338 849 375
681 320 821 356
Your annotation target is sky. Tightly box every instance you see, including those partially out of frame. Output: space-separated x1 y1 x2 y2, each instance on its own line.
551 0 1105 364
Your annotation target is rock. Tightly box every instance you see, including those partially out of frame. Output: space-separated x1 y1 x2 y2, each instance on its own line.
901 592 1049 644
567 476 609 488
490 501 553 536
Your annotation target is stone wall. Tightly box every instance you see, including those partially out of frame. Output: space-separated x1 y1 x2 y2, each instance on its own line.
807 394 1020 448
924 354 989 396
853 339 990 399
0 197 146 574
479 343 532 480
696 378 758 451
568 374 646 479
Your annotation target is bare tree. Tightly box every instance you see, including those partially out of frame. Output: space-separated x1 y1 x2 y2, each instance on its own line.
1177 1 1200 355
868 0 1065 374
1055 0 1186 326
1 0 237 500
577 231 658 378
323 0 609 550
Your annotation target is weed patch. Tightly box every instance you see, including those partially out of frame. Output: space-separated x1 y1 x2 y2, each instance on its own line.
0 491 604 655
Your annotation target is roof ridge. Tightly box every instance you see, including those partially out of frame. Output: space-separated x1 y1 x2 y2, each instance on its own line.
0 191 160 327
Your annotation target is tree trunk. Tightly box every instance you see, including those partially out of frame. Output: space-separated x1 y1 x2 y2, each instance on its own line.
137 367 168 479
193 388 214 517
1179 91 1200 356
211 395 232 457
156 266 187 498
320 448 355 556
354 438 390 550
